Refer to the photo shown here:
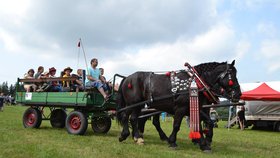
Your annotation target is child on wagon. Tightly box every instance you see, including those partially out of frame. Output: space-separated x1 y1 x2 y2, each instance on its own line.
48 67 62 92
23 69 37 92
62 67 73 88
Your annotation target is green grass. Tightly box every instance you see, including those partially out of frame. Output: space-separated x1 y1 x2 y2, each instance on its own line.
0 105 279 158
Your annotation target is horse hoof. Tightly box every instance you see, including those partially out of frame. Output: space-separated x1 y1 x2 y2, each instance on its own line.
133 137 138 142
137 138 145 144
203 150 212 153
160 136 169 142
168 143 177 149
200 145 211 152
136 141 144 145
119 137 125 142
168 146 177 150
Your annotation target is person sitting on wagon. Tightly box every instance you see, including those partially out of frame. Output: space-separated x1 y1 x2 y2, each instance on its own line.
48 67 62 92
72 69 84 92
34 66 44 79
23 69 37 92
99 68 110 91
62 67 73 89
34 66 44 89
36 71 50 92
99 67 119 92
85 58 109 100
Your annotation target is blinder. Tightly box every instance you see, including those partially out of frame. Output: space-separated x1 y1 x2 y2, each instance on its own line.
217 64 234 87
212 64 237 99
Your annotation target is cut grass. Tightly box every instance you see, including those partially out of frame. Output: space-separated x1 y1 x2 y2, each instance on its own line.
0 105 279 158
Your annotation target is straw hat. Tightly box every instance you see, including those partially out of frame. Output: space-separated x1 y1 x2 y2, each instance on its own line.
64 67 73 73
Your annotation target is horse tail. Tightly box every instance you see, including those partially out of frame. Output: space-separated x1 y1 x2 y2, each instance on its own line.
116 77 126 126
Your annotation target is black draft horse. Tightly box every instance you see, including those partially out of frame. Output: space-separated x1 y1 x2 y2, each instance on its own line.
116 60 241 151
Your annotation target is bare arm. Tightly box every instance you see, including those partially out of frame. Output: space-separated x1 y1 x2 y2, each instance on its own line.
87 75 100 82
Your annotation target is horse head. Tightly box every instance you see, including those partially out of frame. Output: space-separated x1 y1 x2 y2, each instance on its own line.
211 60 241 102
195 60 242 102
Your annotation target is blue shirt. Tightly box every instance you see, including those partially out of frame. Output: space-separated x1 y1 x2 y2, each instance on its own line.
85 67 100 84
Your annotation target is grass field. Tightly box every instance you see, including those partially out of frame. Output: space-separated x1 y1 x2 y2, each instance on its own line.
0 105 279 158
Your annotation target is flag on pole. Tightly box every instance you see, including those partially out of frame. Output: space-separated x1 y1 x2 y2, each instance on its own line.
77 41 81 47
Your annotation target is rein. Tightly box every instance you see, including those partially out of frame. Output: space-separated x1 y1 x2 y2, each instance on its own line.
184 63 219 103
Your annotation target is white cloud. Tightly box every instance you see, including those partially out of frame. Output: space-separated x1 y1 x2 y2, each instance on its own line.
260 39 280 72
103 23 246 79
0 28 21 52
0 0 279 84
257 22 278 37
234 40 251 60
0 0 31 26
261 39 280 58
232 0 280 10
0 0 30 16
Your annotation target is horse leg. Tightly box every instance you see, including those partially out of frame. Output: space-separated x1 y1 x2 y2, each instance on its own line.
119 112 130 142
168 111 185 148
130 109 144 145
201 116 214 148
137 117 147 139
153 114 168 141
201 110 214 146
198 111 212 152
198 121 211 152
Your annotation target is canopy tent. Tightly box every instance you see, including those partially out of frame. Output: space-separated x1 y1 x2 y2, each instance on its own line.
241 83 280 101
226 82 280 128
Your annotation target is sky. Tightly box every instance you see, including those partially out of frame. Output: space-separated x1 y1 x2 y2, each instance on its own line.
0 0 279 85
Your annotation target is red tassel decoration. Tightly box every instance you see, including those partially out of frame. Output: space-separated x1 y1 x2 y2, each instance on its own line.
128 83 132 89
228 80 234 86
189 82 201 139
189 131 201 139
165 71 171 77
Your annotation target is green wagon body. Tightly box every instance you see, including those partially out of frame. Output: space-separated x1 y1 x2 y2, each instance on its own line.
15 74 124 135
16 91 117 111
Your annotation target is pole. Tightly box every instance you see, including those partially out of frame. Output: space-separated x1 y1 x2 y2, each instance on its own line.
79 38 89 74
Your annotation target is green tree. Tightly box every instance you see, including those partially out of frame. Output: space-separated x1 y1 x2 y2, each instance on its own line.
9 84 16 97
1 82 9 95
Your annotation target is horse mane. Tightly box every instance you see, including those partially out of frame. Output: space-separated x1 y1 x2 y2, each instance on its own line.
194 62 227 75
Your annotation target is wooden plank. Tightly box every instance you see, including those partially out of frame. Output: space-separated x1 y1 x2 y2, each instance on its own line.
18 77 78 83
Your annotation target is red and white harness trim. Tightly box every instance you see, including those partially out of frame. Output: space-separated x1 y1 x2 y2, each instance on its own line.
184 62 219 139
189 82 201 139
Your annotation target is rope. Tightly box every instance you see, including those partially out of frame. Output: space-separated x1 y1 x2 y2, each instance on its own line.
76 39 81 70
79 38 89 74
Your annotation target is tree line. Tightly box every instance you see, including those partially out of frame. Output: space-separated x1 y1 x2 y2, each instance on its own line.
0 82 16 97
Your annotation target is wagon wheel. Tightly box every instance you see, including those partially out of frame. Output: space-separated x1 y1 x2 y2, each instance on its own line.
50 109 67 128
66 111 88 135
91 116 111 133
23 107 42 128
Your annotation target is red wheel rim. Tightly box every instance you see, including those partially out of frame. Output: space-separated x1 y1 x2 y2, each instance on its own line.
70 116 81 130
26 113 36 126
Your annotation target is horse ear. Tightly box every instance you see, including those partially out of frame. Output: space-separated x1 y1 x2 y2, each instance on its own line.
231 60 235 66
